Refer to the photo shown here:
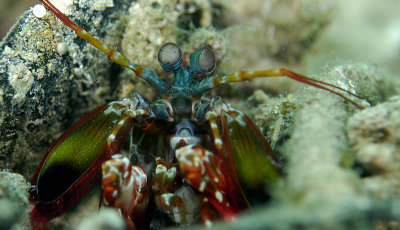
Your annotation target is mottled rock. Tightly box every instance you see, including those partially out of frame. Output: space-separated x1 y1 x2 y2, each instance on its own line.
0 171 29 230
349 96 400 199
0 0 133 178
77 208 125 230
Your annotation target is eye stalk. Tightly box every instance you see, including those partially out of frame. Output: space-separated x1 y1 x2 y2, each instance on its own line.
158 43 182 72
190 47 216 74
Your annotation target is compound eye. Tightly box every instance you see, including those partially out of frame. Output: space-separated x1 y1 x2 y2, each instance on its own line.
190 47 216 74
158 43 182 72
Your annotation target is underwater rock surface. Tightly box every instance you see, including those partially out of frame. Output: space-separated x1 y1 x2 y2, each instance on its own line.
0 171 29 230
349 96 400 198
0 0 133 178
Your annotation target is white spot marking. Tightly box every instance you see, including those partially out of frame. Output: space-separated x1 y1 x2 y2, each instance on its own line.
33 4 46 18
215 191 223 203
221 76 227 84
162 193 175 206
156 164 167 174
205 220 212 228
214 138 222 146
199 181 206 192
166 167 177 179
108 134 116 142
235 72 239 80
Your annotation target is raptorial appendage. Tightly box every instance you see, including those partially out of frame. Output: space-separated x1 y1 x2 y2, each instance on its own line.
102 155 149 229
